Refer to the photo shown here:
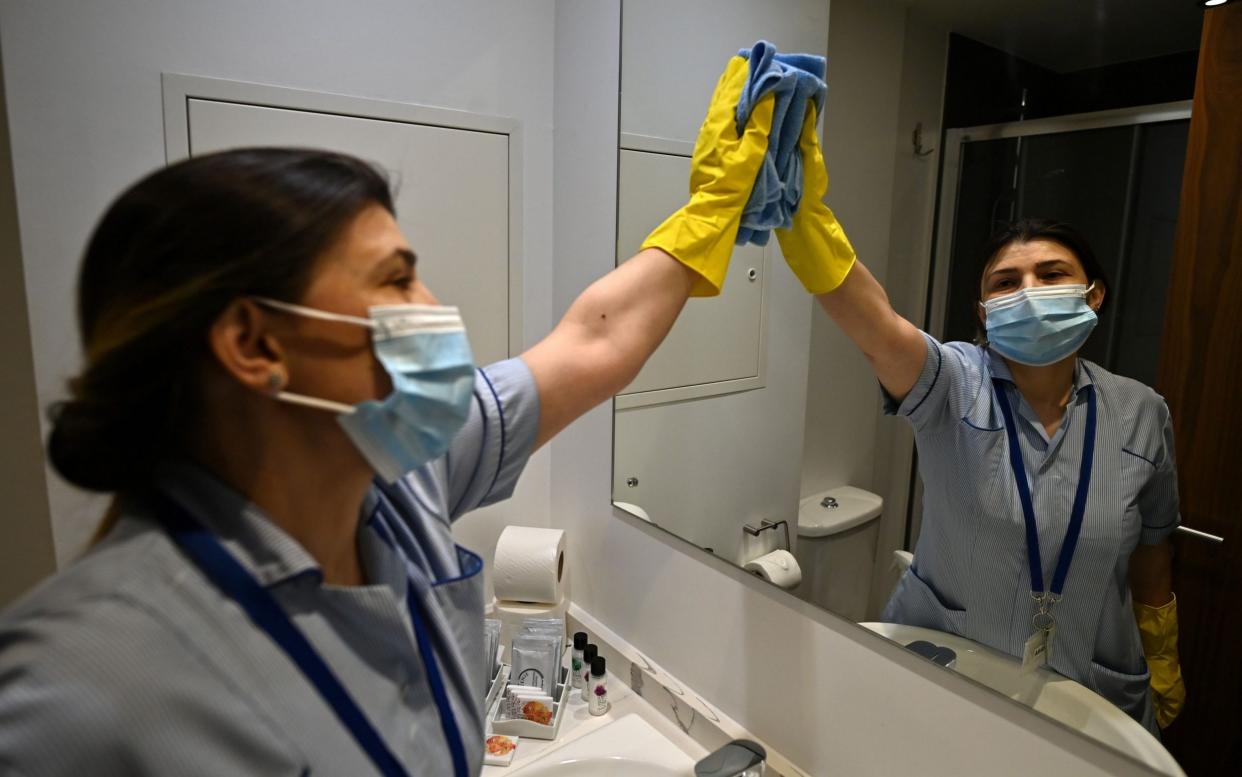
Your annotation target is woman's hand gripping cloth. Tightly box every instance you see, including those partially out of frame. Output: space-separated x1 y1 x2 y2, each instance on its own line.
641 56 775 296
772 101 858 294
733 40 828 248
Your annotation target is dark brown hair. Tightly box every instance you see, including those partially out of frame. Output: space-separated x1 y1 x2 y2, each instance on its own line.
48 147 393 496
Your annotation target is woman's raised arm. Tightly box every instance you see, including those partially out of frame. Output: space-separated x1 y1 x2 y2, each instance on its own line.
521 56 775 449
773 106 927 402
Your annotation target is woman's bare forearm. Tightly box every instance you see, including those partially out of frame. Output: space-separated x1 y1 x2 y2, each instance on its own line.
814 260 927 402
522 249 694 448
1130 540 1174 607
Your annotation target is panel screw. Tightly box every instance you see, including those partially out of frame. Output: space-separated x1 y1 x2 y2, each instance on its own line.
747 268 758 281
626 477 639 488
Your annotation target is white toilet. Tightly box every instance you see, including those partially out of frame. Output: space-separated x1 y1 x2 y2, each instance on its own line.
792 486 883 622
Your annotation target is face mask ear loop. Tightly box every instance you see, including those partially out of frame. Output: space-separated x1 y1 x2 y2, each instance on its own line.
251 297 376 329
274 391 357 415
249 298 373 415
1082 280 1101 312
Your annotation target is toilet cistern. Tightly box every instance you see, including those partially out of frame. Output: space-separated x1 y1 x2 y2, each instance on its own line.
792 485 884 621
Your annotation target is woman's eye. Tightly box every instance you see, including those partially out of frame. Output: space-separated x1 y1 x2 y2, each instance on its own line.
389 275 414 290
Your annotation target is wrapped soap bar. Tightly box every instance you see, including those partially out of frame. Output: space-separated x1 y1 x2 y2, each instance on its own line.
501 688 555 724
484 734 519 766
514 695 555 724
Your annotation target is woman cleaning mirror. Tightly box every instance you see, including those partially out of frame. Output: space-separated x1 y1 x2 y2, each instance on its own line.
776 111 1184 735
0 56 773 776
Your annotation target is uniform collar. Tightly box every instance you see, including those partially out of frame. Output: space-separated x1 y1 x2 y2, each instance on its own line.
153 462 328 588
985 346 1096 397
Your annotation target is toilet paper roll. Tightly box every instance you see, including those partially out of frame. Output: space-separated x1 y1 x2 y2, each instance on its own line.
743 549 803 589
493 526 567 604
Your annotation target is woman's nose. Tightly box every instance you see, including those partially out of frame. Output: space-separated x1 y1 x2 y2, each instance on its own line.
412 281 439 305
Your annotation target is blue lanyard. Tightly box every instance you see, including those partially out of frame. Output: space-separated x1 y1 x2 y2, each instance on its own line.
156 493 468 777
992 379 1096 600
369 513 470 777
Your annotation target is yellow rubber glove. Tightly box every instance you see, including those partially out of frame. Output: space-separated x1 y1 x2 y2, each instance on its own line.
774 105 857 294
1134 594 1186 729
641 57 775 297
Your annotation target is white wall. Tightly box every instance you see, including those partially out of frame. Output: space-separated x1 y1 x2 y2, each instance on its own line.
868 5 952 617
551 3 1157 775
796 0 908 622
797 0 950 619
800 0 906 504
0 0 557 579
0 33 56 607
799 0 953 618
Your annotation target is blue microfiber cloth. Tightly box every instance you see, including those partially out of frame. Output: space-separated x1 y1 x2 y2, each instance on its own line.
734 41 827 247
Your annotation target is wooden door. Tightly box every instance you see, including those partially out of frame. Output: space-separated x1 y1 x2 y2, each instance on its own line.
1155 5 1242 775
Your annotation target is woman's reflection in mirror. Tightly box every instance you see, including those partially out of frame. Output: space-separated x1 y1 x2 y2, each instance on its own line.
809 217 1184 734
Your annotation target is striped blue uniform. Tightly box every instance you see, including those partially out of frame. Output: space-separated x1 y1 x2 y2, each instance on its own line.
882 334 1180 733
0 358 539 776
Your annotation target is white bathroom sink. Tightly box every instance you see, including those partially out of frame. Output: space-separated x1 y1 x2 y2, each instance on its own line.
516 759 687 777
861 622 1184 776
509 714 696 776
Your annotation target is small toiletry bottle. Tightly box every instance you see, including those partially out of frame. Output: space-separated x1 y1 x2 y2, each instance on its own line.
588 656 609 716
571 632 588 690
580 644 597 702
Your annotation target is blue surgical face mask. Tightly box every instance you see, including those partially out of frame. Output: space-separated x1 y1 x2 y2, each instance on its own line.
254 297 476 482
980 282 1098 367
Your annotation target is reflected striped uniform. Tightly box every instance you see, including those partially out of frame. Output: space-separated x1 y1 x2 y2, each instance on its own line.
882 334 1179 733
0 358 539 777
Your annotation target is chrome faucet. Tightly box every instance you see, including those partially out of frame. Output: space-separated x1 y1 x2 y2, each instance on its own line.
695 739 766 777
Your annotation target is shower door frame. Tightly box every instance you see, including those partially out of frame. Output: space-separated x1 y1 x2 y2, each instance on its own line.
927 100 1193 342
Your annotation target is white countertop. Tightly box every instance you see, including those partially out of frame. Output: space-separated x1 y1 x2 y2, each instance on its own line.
482 671 709 775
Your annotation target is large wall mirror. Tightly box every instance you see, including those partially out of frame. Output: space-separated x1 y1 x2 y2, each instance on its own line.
611 1 1218 774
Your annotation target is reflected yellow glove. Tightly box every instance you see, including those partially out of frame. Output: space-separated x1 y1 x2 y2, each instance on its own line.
641 56 775 297
1134 594 1186 729
774 105 857 294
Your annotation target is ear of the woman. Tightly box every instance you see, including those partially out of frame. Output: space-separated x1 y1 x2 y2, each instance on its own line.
1088 281 1107 312
208 298 288 395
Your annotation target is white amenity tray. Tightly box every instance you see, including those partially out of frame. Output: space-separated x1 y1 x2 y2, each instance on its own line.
489 659 573 741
